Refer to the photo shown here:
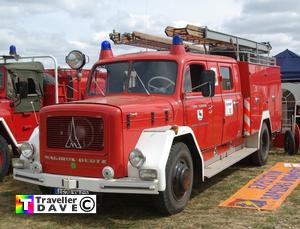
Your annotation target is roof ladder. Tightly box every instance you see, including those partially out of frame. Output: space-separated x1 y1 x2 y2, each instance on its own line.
165 24 274 65
109 30 205 53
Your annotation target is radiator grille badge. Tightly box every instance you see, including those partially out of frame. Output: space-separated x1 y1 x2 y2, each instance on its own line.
65 117 82 149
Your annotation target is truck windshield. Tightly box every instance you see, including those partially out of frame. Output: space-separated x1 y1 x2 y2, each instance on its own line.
88 60 177 96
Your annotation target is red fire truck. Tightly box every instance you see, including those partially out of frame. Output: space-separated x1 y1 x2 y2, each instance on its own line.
0 46 89 180
13 25 282 215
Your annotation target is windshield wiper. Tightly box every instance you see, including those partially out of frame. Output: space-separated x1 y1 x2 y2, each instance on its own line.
92 78 105 96
134 71 150 96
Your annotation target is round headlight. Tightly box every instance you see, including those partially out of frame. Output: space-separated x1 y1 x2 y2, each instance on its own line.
129 149 146 168
65 50 86 70
20 142 34 159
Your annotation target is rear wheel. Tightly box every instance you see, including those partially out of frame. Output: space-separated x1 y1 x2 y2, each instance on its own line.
284 130 297 155
0 135 10 182
155 142 193 215
251 123 270 166
294 123 300 154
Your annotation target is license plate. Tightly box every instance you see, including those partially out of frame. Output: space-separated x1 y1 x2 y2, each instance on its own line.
53 188 89 195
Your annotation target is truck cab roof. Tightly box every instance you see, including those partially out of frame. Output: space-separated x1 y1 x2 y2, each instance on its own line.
94 50 237 66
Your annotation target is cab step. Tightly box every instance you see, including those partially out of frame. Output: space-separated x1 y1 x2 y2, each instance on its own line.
204 147 257 178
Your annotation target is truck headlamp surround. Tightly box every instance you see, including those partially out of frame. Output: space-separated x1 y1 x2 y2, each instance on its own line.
20 142 34 159
129 148 146 169
65 50 86 70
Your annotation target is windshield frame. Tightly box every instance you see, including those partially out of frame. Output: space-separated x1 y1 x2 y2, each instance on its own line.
87 59 178 97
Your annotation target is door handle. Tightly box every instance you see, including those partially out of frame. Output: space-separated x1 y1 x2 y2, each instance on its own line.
272 95 276 101
208 104 214 112
233 100 239 105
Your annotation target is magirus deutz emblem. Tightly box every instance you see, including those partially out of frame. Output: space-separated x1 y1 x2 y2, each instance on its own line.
65 117 82 149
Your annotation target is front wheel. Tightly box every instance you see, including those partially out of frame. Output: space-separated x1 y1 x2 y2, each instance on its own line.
251 123 270 166
0 136 10 182
155 142 193 215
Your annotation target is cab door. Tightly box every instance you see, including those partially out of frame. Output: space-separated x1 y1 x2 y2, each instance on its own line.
219 63 241 144
10 70 41 142
182 62 214 154
207 62 223 146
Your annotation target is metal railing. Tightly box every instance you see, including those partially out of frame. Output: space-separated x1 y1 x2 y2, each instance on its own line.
281 96 300 132
209 50 276 66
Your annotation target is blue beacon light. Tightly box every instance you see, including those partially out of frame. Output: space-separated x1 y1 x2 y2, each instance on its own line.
99 40 113 59
170 34 185 55
172 35 183 45
9 45 17 55
101 41 111 50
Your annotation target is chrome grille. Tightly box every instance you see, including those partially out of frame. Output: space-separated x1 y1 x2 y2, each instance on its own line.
47 116 104 151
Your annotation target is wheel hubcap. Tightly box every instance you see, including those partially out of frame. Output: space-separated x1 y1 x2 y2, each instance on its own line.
180 166 192 192
172 159 192 200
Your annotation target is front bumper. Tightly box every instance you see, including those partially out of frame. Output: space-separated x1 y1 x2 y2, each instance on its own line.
14 169 159 194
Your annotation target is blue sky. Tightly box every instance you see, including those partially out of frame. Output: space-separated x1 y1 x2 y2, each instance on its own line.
0 0 299 67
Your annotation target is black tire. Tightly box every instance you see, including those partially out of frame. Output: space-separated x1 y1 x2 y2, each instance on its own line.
284 130 297 155
155 142 193 215
251 123 270 166
0 135 10 182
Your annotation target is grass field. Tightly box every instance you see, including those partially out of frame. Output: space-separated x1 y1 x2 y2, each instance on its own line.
0 150 299 229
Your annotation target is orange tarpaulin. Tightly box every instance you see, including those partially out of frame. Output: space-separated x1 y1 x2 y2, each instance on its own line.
219 162 300 211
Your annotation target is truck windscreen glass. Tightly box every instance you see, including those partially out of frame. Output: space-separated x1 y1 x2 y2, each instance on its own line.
88 61 178 96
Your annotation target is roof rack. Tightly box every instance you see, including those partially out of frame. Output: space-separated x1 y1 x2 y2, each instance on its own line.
165 24 275 65
109 30 204 53
165 24 271 54
109 25 276 66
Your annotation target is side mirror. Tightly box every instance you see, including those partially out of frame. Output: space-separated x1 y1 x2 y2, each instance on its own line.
201 70 215 97
18 81 28 98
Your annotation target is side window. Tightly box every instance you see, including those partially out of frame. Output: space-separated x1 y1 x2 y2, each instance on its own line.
0 72 4 89
183 68 192 93
28 78 37 94
220 66 233 90
190 64 205 92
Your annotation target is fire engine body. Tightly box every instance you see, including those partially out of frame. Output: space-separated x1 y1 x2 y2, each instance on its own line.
44 68 90 105
0 47 89 180
13 25 282 214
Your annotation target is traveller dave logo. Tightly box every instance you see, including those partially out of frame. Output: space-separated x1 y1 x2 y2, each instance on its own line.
16 195 34 214
16 195 96 214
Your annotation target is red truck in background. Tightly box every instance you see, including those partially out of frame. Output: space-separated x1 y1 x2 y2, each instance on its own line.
44 68 90 105
13 25 282 215
0 46 89 180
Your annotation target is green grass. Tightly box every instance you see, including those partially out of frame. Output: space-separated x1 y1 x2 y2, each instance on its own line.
0 149 299 229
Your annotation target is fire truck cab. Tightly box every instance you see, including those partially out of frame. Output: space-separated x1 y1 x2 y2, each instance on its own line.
13 25 282 215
